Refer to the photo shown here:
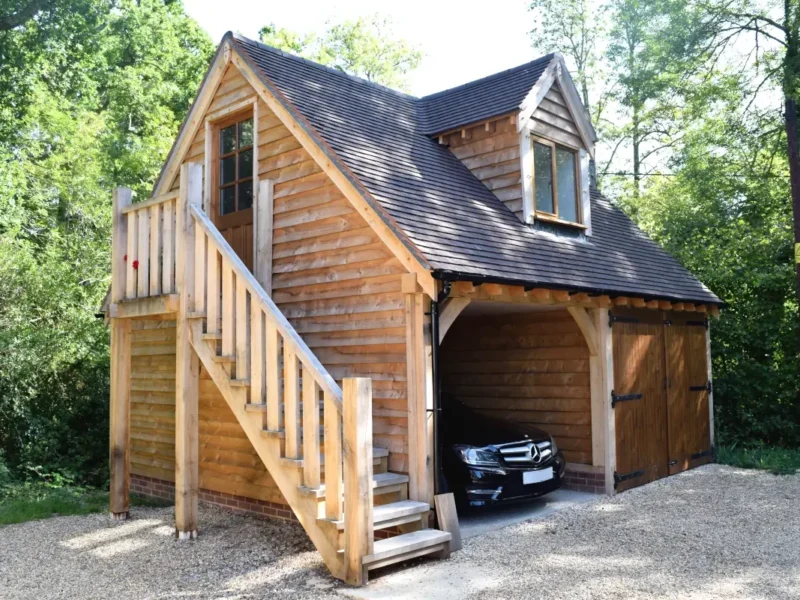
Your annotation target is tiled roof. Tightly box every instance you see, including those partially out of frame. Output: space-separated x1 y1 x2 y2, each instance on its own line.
230 33 720 305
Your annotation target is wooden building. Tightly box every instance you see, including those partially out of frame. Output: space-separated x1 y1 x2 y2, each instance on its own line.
105 33 721 585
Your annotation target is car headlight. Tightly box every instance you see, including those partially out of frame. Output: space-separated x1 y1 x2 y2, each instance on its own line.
453 445 500 466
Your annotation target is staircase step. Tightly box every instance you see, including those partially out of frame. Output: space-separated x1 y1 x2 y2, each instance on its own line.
245 403 267 412
298 470 407 499
202 331 222 341
332 500 429 531
212 354 236 364
361 529 451 570
230 379 250 387
186 311 206 320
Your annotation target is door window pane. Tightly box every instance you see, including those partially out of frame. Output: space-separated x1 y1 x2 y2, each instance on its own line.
220 155 236 185
534 142 554 214
220 186 236 215
238 119 254 148
220 125 236 154
238 149 253 180
555 147 578 223
238 181 253 210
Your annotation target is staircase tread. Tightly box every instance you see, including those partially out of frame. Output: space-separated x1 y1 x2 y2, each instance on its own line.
362 529 451 565
202 332 222 340
230 379 250 387
330 500 429 530
212 354 236 363
265 426 324 439
298 471 408 498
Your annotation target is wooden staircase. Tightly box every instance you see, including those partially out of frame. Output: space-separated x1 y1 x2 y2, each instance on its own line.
163 164 451 585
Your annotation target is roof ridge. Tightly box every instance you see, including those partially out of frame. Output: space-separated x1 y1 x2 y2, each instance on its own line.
228 32 419 101
418 53 555 102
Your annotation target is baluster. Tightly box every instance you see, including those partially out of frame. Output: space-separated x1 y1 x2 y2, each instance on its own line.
137 209 149 297
126 211 137 299
194 227 206 314
250 304 264 405
284 343 300 458
265 319 280 430
221 260 234 365
206 244 219 334
149 204 161 296
324 390 343 519
162 200 174 293
235 279 248 381
303 375 321 489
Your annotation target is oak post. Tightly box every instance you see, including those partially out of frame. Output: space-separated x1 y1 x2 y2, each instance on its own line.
343 377 373 586
175 162 203 538
109 188 132 519
254 179 274 294
593 308 616 494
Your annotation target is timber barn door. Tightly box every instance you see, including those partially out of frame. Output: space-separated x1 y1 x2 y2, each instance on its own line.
612 311 712 492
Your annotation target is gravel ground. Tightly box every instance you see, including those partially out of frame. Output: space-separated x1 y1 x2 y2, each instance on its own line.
1 464 798 600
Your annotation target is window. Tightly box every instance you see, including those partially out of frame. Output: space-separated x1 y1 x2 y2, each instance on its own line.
532 137 580 224
218 116 254 217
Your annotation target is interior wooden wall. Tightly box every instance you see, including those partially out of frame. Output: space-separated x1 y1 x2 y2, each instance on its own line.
440 309 592 464
130 319 286 503
444 115 523 219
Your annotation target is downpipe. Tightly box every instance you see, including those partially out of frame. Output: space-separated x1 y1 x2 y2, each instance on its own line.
430 279 452 495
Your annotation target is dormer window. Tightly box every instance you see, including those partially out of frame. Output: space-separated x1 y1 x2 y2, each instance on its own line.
532 137 580 224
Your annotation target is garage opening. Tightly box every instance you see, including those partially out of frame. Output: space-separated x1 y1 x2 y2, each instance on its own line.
438 302 601 512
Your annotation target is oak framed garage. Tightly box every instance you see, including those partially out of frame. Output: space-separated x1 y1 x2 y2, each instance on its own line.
104 32 722 585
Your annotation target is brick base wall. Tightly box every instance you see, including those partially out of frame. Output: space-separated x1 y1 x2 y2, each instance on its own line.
562 464 606 494
131 474 297 522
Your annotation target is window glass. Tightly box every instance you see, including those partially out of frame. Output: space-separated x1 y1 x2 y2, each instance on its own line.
220 186 236 215
238 119 254 148
217 116 254 217
555 147 578 223
220 125 236 154
220 156 236 185
533 142 554 214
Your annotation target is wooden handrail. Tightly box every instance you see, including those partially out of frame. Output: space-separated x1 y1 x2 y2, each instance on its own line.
121 190 180 214
189 203 344 411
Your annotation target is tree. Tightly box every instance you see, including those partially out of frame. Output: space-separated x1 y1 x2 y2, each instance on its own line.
528 0 604 115
259 15 422 91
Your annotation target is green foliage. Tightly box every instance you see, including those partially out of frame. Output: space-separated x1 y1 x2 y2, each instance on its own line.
717 443 800 475
0 0 212 486
259 15 422 91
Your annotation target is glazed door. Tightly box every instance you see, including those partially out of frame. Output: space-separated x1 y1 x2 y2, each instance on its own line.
665 320 712 474
613 320 669 492
211 114 255 271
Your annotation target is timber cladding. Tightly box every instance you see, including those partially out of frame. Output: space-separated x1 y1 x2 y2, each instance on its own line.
130 319 288 506
440 309 592 464
152 60 411 476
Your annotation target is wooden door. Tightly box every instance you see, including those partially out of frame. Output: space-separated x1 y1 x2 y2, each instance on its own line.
665 321 712 474
211 114 255 272
613 319 669 492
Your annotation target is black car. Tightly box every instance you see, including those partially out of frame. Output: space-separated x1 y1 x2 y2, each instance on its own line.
442 396 566 508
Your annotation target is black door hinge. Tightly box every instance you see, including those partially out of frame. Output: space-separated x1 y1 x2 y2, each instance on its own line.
691 446 715 460
611 390 643 408
689 381 712 393
614 469 646 489
686 319 709 329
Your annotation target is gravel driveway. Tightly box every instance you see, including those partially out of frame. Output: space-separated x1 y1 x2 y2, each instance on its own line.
1 464 798 600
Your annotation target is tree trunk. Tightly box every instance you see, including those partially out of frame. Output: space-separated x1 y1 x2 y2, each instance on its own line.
786 98 800 316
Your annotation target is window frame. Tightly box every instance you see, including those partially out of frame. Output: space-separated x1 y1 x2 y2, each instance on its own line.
530 135 584 227
211 110 255 229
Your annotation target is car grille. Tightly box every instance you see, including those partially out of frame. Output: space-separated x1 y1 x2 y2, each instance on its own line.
496 439 553 466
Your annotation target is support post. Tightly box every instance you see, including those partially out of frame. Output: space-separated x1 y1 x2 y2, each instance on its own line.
175 162 203 538
109 187 132 520
404 275 428 503
343 377 373 586
706 322 715 447
254 179 274 294
592 308 616 495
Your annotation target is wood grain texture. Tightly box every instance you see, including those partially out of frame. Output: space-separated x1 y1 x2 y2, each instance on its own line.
441 310 592 464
